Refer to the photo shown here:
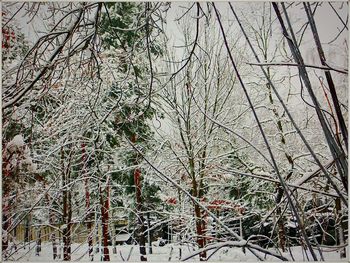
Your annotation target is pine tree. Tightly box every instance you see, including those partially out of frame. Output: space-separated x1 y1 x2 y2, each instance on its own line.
99 2 164 261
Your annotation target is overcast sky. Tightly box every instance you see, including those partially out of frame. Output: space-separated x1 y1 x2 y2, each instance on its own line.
164 2 348 65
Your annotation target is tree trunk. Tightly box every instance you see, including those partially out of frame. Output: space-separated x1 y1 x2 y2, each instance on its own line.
276 186 286 252
2 199 10 253
62 149 68 260
335 198 346 258
63 188 72 261
194 203 206 261
190 158 206 261
2 157 12 254
147 212 152 254
58 230 62 259
95 218 100 253
265 52 290 254
51 233 57 260
240 217 245 253
62 187 72 261
46 193 57 260
131 134 147 261
35 228 41 256
62 147 72 261
112 224 117 254
87 214 93 261
134 167 147 261
193 199 206 258
82 143 94 261
99 179 110 261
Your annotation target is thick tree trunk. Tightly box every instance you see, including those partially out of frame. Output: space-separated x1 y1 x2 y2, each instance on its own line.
188 156 206 261
131 134 147 261
194 203 206 261
134 167 147 261
87 213 93 260
99 179 110 261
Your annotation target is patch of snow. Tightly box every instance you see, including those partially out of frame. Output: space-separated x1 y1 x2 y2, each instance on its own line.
115 233 131 242
286 221 298 228
5 242 347 262
7 135 25 153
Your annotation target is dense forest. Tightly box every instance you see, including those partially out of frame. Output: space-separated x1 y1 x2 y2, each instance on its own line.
1 1 348 262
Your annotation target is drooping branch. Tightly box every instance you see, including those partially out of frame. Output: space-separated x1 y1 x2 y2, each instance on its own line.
2 3 102 110
246 61 348 75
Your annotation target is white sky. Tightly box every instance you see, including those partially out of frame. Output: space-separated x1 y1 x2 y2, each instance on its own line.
163 2 348 64
4 2 348 57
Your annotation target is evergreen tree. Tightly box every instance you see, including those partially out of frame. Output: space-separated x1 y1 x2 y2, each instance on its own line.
98 2 165 261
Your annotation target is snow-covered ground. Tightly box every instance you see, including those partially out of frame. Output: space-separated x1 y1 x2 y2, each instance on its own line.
3 242 348 262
